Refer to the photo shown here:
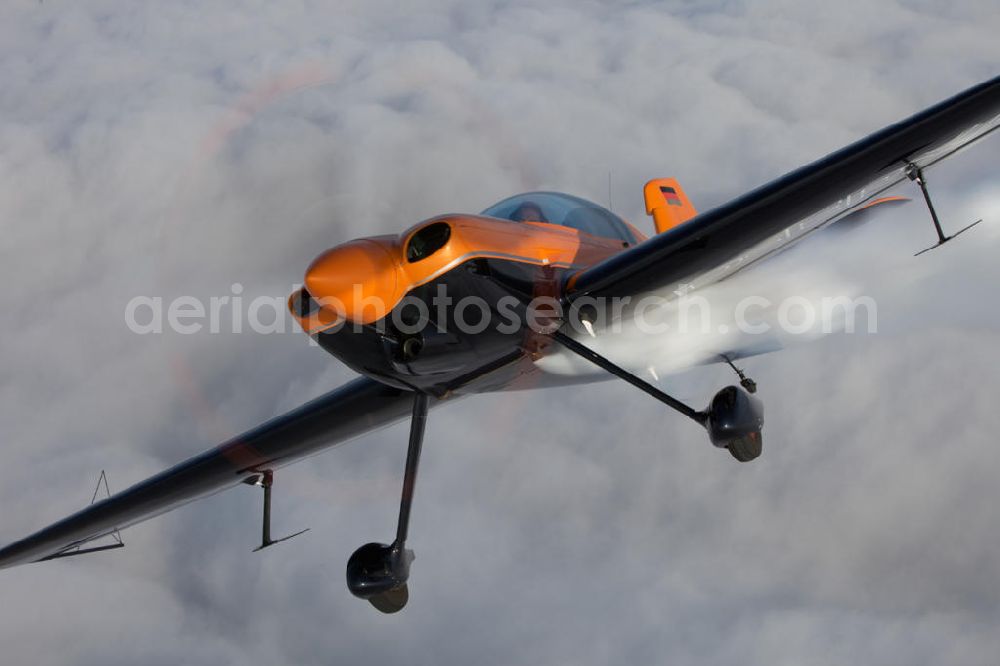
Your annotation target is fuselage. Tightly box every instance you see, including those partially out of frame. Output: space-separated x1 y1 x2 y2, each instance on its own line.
289 192 646 397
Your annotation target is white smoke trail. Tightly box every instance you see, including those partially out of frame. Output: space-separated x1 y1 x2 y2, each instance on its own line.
537 238 872 380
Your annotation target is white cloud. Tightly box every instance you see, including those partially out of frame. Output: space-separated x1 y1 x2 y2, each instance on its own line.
0 1 998 664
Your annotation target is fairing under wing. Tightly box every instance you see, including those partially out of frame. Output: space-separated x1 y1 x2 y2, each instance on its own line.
567 74 1000 302
0 378 417 569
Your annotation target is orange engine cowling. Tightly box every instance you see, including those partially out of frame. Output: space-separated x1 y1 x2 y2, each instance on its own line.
302 236 404 326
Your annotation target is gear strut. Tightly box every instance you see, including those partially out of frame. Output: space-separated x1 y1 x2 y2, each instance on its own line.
346 391 429 613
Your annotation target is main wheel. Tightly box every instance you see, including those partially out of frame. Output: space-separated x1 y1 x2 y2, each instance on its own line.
368 584 409 614
726 431 762 462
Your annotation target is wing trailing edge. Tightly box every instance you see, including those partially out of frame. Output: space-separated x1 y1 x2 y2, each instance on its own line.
0 377 418 569
569 74 1000 301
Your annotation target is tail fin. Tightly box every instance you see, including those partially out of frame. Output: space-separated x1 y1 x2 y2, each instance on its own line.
644 178 698 233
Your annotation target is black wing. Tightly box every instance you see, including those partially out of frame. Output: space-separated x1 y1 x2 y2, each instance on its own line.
0 378 416 568
568 75 1000 301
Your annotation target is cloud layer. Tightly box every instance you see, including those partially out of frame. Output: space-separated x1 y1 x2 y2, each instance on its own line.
1 2 998 664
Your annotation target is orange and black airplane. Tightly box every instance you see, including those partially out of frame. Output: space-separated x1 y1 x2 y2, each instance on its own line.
1 75 998 613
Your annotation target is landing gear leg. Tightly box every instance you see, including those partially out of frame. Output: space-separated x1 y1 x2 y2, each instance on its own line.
552 328 764 462
346 391 429 613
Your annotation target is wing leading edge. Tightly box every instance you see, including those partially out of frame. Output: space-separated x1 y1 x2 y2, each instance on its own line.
568 74 1000 301
0 377 417 569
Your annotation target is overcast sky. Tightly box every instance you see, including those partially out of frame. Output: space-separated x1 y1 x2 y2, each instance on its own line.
1 2 999 664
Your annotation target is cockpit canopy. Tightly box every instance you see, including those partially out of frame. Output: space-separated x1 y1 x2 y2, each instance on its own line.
481 192 636 244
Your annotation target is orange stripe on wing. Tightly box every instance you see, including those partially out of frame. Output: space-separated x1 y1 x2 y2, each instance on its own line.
220 439 267 472
858 195 910 210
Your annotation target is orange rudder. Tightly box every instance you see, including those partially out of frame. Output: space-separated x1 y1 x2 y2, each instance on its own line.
643 178 697 233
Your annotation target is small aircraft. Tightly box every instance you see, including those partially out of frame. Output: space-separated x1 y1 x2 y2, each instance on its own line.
2 75 998 613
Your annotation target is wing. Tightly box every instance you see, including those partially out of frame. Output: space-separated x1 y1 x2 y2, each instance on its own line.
0 377 416 569
568 75 1000 302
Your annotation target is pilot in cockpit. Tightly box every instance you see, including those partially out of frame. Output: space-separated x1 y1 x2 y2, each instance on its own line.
510 201 548 223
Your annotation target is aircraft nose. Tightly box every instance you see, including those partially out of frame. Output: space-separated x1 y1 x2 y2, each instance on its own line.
304 239 401 324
